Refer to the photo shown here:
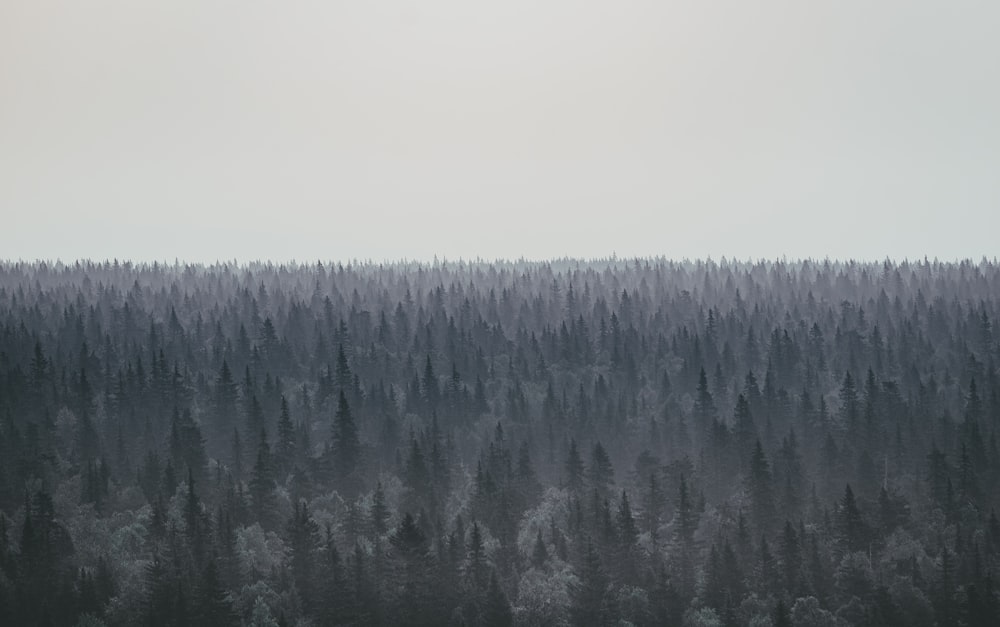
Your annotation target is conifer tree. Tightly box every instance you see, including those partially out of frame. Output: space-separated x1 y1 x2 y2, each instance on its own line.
565 438 585 493
276 395 296 475
332 391 361 484
249 428 275 525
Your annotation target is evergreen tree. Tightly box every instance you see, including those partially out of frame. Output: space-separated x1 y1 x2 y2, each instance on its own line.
371 479 391 537
642 471 665 541
482 570 513 627
570 540 609 627
531 528 549 569
748 439 775 533
837 484 868 554
286 500 320 612
565 438 585 493
332 391 361 486
249 427 275 525
194 561 237 627
588 441 615 495
275 395 296 475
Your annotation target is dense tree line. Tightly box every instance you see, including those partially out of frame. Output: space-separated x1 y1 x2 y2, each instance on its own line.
0 257 998 626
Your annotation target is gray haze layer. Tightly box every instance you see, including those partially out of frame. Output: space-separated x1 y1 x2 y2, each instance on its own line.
1 1 998 263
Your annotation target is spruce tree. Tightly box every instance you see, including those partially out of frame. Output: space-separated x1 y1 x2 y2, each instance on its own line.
332 391 361 484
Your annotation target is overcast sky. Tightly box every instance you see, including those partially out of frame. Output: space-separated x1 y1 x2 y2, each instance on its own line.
1 1 998 263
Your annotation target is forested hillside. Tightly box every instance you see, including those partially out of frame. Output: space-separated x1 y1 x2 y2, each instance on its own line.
0 258 998 626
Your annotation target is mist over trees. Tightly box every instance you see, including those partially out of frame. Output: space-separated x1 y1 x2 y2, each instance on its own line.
0 257 998 626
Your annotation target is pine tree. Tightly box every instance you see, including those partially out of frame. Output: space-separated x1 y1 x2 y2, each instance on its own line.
773 598 791 627
467 521 488 591
616 490 639 583
389 512 436 625
276 395 296 475
230 428 243 482
734 393 755 460
332 391 361 485
184 467 207 563
748 439 775 533
936 543 956 625
143 552 175 627
617 490 638 549
839 371 860 431
837 484 868 553
779 520 801 595
531 528 549 569
694 367 717 435
249 428 275 525
286 500 320 612
642 471 664 541
371 480 391 536
588 441 614 495
565 438 585 493
482 570 513 627
194 561 237 627
571 539 609 627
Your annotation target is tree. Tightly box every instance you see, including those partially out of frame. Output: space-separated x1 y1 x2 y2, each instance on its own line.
642 471 665 541
275 395 296 475
286 500 320 612
482 570 513 627
215 359 238 430
230 428 243 482
694 367 717 436
617 490 638 549
565 439 585 492
926 444 951 511
839 371 860 431
675 473 696 547
194 561 237 627
170 408 207 482
773 598 791 627
531 528 549 569
571 540 609 627
389 512 438 625
184 467 208 562
249 427 275 525
779 520 801 595
248 596 279 627
588 441 614 495
332 391 361 485
837 484 868 554
748 440 775 533
467 521 488 590
18 491 76 625
371 480 391 536
733 393 755 459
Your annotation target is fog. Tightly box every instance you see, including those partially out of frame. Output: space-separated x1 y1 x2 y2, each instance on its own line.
2 1 999 262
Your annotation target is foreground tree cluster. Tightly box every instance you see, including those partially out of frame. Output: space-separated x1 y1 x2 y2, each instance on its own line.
0 257 999 626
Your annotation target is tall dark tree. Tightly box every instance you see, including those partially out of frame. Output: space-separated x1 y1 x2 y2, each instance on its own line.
194 561 237 627
249 427 276 525
748 439 775 533
275 395 296 475
837 484 868 554
570 540 609 627
332 391 361 485
565 438 585 492
482 570 513 627
286 500 320 612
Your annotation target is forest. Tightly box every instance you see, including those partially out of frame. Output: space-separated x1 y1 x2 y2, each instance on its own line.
0 257 998 627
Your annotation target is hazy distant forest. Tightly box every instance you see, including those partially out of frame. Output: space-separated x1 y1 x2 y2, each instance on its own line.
0 258 998 627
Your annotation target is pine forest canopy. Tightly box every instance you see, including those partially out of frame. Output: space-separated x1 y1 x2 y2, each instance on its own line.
0 257 998 626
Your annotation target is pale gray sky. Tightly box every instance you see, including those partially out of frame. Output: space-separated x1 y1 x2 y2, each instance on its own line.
1 1 998 263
